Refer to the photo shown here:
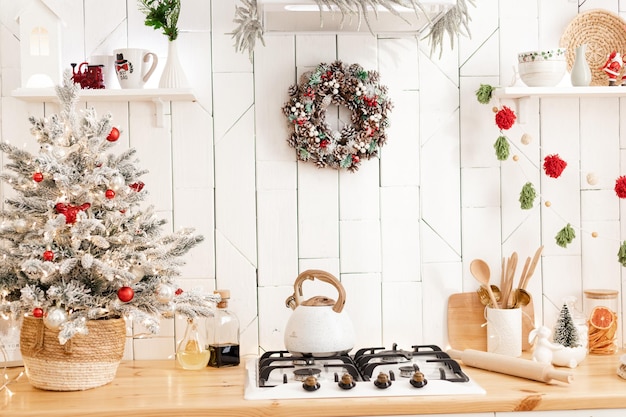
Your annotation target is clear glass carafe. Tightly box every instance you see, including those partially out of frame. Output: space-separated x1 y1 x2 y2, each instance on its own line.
176 318 210 370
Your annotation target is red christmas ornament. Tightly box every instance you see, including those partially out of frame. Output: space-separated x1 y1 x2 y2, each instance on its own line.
105 189 116 199
33 307 44 318
175 288 184 296
495 106 516 130
43 250 54 261
615 175 626 198
33 172 44 182
117 286 134 302
129 181 145 192
55 202 91 224
543 154 567 178
107 127 120 142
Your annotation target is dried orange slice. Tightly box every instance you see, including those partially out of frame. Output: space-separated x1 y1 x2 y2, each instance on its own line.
589 306 615 329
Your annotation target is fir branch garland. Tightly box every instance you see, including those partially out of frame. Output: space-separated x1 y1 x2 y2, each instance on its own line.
519 182 536 210
493 135 510 161
232 0 265 60
232 0 473 58
475 84 495 104
618 241 626 267
555 223 576 248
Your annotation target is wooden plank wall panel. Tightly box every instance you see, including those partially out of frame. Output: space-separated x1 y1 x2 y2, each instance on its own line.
128 102 173 212
6 0 626 360
214 76 256 265
171 101 214 282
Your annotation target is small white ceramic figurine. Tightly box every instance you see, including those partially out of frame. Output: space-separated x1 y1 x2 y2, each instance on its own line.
528 326 563 364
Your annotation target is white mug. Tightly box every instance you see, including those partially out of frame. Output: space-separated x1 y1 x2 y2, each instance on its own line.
486 306 522 357
113 48 158 89
89 54 117 89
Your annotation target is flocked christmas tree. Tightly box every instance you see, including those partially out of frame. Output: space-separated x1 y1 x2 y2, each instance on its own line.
0 72 215 344
553 302 580 348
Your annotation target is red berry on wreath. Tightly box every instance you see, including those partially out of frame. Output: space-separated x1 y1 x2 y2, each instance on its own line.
352 155 360 164
117 286 134 302
105 189 116 199
107 127 120 142
33 172 44 182
43 250 54 261
33 307 44 318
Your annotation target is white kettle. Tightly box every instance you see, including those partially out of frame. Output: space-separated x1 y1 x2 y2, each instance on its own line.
284 270 355 357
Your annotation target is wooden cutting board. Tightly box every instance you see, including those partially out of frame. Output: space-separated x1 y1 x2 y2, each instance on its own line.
447 292 535 351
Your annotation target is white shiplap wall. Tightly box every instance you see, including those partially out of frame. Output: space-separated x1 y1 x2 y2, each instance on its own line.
1 0 625 360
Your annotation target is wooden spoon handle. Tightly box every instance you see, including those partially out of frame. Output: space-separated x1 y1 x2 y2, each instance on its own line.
518 256 531 290
522 246 544 290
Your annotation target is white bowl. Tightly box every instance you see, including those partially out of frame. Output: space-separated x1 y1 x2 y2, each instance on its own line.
518 60 566 87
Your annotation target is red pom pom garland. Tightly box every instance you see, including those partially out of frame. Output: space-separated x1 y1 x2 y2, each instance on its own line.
543 154 567 178
495 105 516 130
615 175 626 198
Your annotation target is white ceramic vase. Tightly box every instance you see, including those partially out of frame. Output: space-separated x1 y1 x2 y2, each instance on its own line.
159 40 189 88
570 44 591 86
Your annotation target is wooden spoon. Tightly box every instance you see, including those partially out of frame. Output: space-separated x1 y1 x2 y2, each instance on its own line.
470 259 499 308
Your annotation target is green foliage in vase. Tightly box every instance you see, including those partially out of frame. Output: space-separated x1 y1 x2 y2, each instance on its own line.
138 0 180 41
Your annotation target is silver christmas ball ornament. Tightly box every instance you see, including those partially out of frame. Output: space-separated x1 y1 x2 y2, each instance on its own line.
162 302 175 318
43 307 68 330
110 174 126 190
130 265 145 282
14 219 28 233
156 285 174 303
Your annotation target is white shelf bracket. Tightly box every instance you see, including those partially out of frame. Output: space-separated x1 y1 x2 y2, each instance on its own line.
515 97 530 124
152 98 164 128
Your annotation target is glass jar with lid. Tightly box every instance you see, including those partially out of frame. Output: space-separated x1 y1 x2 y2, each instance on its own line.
583 289 618 355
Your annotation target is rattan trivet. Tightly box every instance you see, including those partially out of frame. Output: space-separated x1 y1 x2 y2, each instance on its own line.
559 9 626 86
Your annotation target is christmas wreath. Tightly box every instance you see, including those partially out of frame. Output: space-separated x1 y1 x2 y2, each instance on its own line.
282 61 392 172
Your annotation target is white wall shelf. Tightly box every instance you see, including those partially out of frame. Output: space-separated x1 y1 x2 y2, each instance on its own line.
493 86 626 123
11 88 196 127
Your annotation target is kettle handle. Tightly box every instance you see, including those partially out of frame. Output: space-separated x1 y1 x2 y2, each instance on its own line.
288 269 346 313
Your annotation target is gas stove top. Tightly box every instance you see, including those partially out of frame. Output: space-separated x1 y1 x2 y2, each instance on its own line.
244 344 485 400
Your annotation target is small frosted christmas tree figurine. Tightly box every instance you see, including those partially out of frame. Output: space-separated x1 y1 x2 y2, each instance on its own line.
0 72 215 344
553 302 580 348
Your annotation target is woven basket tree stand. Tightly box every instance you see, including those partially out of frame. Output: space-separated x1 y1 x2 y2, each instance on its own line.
20 316 126 391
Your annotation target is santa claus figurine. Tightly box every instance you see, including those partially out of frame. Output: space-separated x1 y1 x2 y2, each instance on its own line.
601 50 622 86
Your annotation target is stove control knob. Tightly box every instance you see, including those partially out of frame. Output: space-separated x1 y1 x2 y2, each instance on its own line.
374 372 392 389
338 373 356 390
410 371 428 388
302 375 321 391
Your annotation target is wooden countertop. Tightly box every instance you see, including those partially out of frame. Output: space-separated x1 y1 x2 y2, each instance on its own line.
2 352 626 417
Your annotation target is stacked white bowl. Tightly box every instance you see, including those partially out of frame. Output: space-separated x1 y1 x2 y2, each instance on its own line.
518 48 567 87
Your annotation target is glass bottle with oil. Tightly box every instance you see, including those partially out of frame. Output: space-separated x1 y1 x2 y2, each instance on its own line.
206 289 240 367
176 317 210 370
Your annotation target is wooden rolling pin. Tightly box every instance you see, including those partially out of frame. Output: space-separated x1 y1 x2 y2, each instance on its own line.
448 348 573 384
